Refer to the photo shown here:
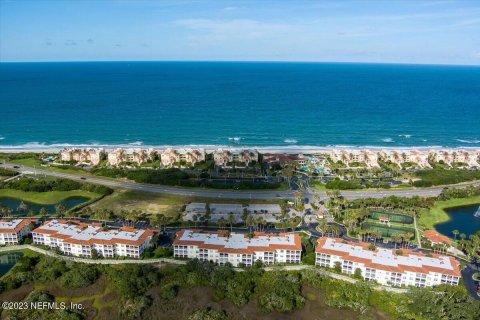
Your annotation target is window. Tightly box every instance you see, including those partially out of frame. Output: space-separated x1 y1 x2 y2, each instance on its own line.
316 253 331 267
365 268 376 281
390 272 403 286
414 273 426 287
342 260 353 274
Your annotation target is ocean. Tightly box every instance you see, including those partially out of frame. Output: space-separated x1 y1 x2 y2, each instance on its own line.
1 61 479 150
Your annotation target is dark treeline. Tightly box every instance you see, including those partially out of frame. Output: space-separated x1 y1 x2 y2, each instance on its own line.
0 177 113 195
91 167 280 190
437 185 480 200
414 169 480 187
0 168 18 177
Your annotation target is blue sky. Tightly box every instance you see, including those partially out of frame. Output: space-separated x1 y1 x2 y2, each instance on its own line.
1 0 479 64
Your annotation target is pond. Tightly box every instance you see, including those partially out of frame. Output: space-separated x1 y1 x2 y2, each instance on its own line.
0 252 23 277
0 196 89 216
435 204 480 238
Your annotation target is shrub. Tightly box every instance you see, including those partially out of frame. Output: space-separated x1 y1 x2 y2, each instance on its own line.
188 307 228 320
60 264 100 288
256 271 305 313
160 283 178 300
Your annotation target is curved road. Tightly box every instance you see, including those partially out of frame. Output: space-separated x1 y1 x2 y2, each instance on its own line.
1 163 479 200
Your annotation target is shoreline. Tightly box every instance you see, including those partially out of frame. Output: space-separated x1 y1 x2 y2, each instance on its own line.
420 195 480 235
1 143 479 154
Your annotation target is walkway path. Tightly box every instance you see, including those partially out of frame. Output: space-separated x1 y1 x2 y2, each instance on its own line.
0 245 407 294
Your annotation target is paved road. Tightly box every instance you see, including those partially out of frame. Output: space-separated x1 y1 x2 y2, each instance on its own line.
2 163 479 200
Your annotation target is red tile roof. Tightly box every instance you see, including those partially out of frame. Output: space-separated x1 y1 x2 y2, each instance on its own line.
0 219 36 233
173 229 302 255
423 230 452 245
32 220 155 247
315 237 460 277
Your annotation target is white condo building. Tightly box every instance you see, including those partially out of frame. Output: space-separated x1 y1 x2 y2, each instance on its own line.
315 238 460 287
174 229 301 267
0 219 33 245
32 220 154 258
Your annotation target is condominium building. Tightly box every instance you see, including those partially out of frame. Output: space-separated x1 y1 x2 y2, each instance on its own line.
173 229 301 266
60 148 105 165
32 220 154 258
403 150 431 168
0 219 33 245
213 149 258 167
315 238 460 287
159 148 205 167
107 148 154 166
378 150 404 167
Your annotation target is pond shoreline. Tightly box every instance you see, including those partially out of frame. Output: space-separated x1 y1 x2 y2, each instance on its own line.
425 196 480 238
0 189 99 216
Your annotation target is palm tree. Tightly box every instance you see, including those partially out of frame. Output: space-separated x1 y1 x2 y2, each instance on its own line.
452 229 459 240
55 203 67 218
246 215 255 232
391 234 401 249
460 233 466 241
192 214 199 228
241 208 249 227
117 209 128 225
127 210 138 226
156 214 169 232
39 207 48 219
227 213 236 232
217 217 226 229
17 201 28 214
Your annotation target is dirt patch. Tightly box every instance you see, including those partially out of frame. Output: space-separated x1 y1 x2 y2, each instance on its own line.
0 284 33 303
42 276 108 298
143 285 372 320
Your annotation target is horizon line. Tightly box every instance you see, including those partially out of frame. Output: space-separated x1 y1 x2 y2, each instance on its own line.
0 59 479 68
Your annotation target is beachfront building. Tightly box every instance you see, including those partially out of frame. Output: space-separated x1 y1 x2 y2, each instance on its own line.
107 148 124 166
362 150 380 168
378 150 405 168
329 149 379 168
315 238 460 287
32 220 154 258
107 148 154 166
174 229 301 266
213 149 258 167
453 150 480 167
403 150 431 168
262 153 299 167
0 219 33 245
60 148 105 165
329 149 350 164
159 148 205 167
431 150 454 166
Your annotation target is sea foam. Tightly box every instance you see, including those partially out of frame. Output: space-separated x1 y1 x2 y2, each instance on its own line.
456 139 480 144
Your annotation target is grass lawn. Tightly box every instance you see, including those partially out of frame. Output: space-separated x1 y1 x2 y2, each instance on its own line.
0 189 101 204
89 189 286 219
6 158 43 167
418 195 480 231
